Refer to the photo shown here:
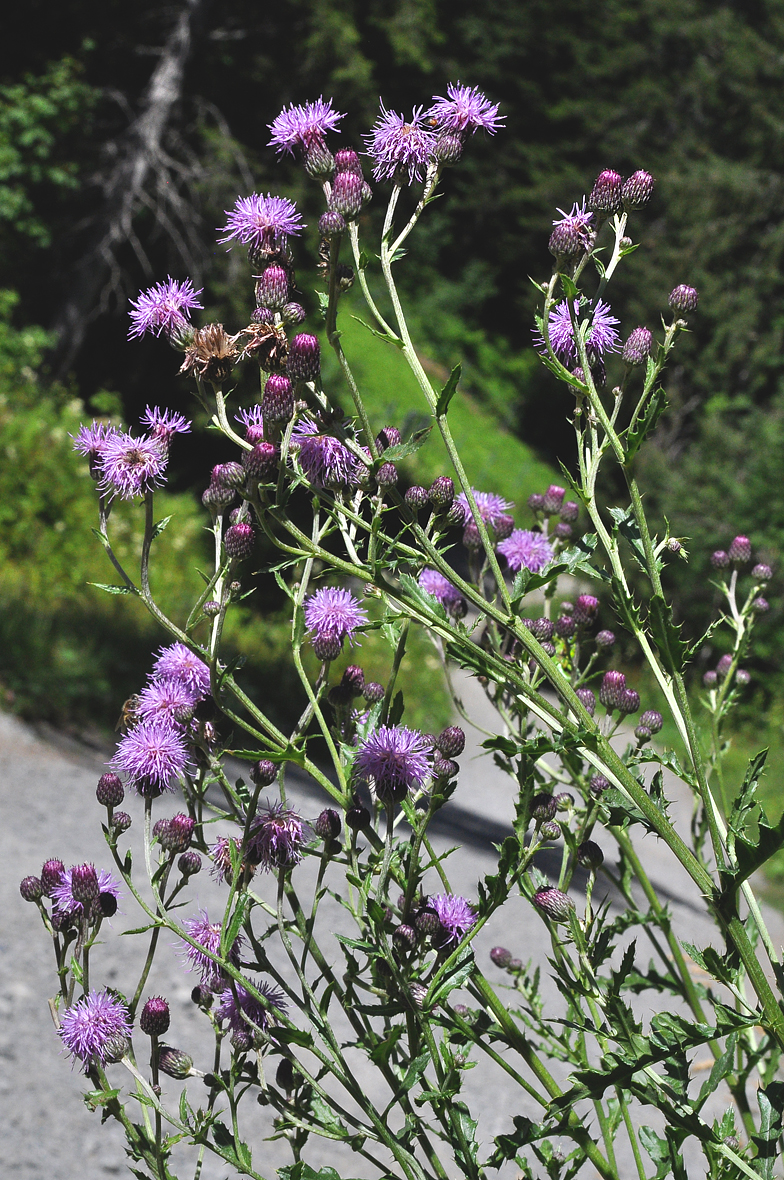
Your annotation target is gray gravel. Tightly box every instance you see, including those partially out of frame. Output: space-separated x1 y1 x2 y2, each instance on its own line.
3 675 783 1180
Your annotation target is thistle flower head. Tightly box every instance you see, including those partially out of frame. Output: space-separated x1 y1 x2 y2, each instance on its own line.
152 643 211 698
137 676 200 727
293 418 362 489
354 725 432 802
497 529 554 574
111 718 191 796
304 587 367 648
139 406 192 444
128 277 203 340
181 910 243 989
249 802 310 872
97 430 168 500
426 82 503 135
364 103 436 184
71 421 116 476
430 892 477 944
537 299 621 366
268 97 344 155
549 201 594 258
219 193 304 252
418 568 464 609
454 490 514 531
215 981 287 1049
59 989 132 1069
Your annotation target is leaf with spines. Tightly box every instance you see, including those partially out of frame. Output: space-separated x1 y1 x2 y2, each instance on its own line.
436 363 461 417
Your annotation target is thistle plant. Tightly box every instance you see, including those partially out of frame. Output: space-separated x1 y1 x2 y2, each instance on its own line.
23 85 784 1180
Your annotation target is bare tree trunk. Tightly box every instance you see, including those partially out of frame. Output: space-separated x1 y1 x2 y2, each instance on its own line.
48 0 208 378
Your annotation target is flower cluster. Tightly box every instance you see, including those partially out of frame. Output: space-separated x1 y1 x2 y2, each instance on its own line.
58 990 132 1069
72 407 190 501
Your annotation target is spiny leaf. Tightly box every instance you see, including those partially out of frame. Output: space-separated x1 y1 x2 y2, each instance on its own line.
436 363 461 417
87 581 134 595
626 387 668 460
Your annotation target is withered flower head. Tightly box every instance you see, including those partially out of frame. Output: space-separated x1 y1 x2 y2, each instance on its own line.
240 322 289 373
180 324 242 383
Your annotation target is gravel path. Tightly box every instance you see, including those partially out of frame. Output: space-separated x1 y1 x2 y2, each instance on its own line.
3 678 782 1180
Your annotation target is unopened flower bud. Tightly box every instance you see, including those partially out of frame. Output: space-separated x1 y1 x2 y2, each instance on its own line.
319 210 346 237
531 793 557 822
668 538 682 553
703 670 718 687
404 485 428 510
330 170 363 218
528 492 545 512
334 147 363 176
158 1045 195 1079
178 850 202 876
555 614 576 639
393 923 418 951
532 886 575 922
711 550 730 569
346 801 370 830
622 170 655 209
576 687 596 715
560 500 579 523
314 808 342 840
639 710 663 733
250 759 277 787
596 629 615 648
573 595 600 626
280 336 319 391
540 821 561 841
577 840 604 870
202 482 235 512
244 441 279 481
113 811 132 833
669 285 699 313
40 859 65 897
140 996 171 1037
281 302 306 325
554 792 574 810
490 946 513 968
262 373 294 423
161 814 195 853
414 908 441 936
543 485 565 514
97 772 124 807
599 670 626 709
527 617 555 642
212 462 246 490
436 726 465 757
620 688 640 715
736 669 751 685
71 863 99 902
622 326 653 366
716 654 733 678
590 774 609 795
433 756 459 780
255 264 289 311
752 563 772 581
753 596 770 613
553 522 572 540
376 461 398 488
363 681 385 704
20 875 43 902
588 169 623 214
429 476 455 509
728 535 751 564
634 725 652 743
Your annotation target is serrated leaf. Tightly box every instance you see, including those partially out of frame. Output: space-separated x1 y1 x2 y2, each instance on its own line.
752 1081 784 1179
87 581 133 595
436 363 461 417
379 425 432 462
150 514 173 540
388 689 405 726
559 274 579 299
429 945 476 1005
626 387 668 460
400 1051 430 1092
350 314 403 347
649 594 688 674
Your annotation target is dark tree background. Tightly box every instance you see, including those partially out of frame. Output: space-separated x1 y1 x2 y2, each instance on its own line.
3 0 784 720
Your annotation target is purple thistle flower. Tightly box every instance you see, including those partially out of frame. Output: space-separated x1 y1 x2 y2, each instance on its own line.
111 718 191 795
454 489 514 530
137 676 200 727
236 404 265 443
426 83 503 135
364 103 437 184
248 802 310 872
418 568 463 609
304 588 367 647
210 835 244 884
549 201 594 258
497 529 554 574
354 725 432 802
152 643 211 698
181 910 244 989
536 299 621 366
139 406 192 445
268 96 344 155
71 422 116 476
59 989 132 1069
218 193 304 252
97 430 168 500
51 866 122 921
430 892 477 944
128 277 203 340
292 417 363 489
215 981 287 1049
